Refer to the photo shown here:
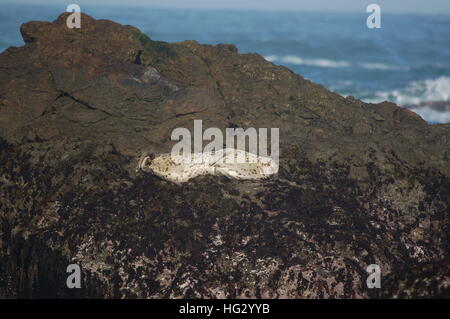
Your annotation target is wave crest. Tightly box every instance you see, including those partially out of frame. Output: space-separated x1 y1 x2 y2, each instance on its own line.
408 107 450 124
369 76 450 105
265 55 405 70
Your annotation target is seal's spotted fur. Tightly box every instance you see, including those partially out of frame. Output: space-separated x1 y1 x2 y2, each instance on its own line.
138 148 278 184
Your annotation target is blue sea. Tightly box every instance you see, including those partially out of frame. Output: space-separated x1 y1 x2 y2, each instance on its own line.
1 3 450 123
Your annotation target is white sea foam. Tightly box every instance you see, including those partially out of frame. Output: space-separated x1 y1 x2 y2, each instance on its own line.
368 76 450 105
264 55 277 62
357 62 408 71
361 76 450 124
282 55 351 68
408 107 450 124
265 55 404 70
265 55 350 68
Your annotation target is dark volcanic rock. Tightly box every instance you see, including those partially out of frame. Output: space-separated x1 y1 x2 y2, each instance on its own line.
0 13 449 298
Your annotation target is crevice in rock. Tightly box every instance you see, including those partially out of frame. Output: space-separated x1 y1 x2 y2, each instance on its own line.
175 109 207 118
55 90 116 119
57 91 97 111
134 50 143 65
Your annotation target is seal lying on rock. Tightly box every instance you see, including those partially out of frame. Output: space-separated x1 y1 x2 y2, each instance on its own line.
137 148 278 184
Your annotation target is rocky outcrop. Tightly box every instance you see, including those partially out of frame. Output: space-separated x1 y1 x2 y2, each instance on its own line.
0 13 449 298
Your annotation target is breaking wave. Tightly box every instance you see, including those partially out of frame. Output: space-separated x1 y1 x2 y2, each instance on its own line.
368 76 450 105
408 107 450 124
265 55 350 68
357 62 408 71
265 55 405 70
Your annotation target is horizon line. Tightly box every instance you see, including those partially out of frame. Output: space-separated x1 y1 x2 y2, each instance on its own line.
3 1 450 16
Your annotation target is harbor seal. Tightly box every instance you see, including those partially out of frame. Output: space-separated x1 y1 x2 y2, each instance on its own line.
137 148 278 184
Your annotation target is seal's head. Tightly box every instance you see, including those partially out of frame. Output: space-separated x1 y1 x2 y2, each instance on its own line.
137 152 156 171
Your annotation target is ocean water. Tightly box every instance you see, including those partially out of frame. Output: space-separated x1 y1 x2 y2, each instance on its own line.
1 3 450 123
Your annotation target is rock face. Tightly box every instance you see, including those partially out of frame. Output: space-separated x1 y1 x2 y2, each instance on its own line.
0 13 449 298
